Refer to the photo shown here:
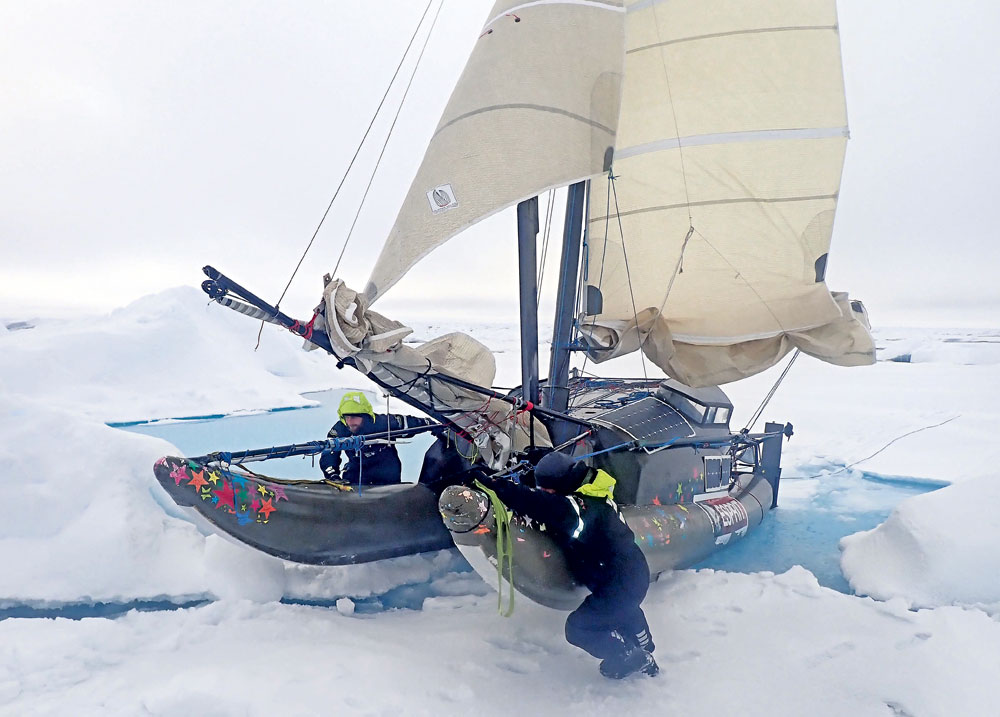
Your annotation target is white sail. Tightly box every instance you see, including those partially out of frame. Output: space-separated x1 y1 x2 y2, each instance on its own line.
364 0 626 302
361 0 873 390
579 0 874 385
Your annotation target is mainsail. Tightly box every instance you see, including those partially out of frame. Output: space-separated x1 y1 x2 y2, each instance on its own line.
579 0 874 386
340 0 872 414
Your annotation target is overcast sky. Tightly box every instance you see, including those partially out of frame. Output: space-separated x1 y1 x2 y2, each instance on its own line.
2 0 998 327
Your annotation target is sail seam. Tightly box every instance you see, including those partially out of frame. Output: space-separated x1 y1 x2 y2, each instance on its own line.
628 25 839 55
434 103 615 139
588 193 838 223
483 0 625 32
615 126 849 161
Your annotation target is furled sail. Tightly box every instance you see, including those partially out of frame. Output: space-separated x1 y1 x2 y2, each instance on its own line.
321 280 551 469
364 0 626 303
579 0 875 386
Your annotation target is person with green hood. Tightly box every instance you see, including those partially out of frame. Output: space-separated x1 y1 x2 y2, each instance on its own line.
476 451 658 680
320 391 437 487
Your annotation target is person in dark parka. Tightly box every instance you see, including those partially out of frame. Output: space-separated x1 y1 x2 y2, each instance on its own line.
319 391 436 487
477 451 658 679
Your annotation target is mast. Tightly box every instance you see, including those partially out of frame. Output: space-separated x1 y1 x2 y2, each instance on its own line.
543 180 586 435
516 197 540 406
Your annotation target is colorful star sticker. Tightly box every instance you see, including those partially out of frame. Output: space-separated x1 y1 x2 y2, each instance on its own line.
207 471 221 486
676 482 683 498
169 464 188 486
187 470 208 490
258 498 276 520
212 481 236 511
270 485 288 502
250 498 260 512
257 484 269 497
652 495 662 506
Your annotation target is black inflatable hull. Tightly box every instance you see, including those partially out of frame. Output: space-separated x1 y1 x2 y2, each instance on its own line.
440 475 774 610
153 456 454 564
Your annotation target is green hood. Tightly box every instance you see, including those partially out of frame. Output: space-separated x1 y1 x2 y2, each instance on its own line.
338 391 376 423
575 468 616 500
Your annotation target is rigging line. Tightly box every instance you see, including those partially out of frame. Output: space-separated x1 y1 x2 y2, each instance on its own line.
743 349 800 433
653 225 693 318
793 415 962 481
649 8 693 226
265 0 436 322
610 172 649 381
691 227 787 332
577 171 614 379
536 188 555 296
332 0 445 279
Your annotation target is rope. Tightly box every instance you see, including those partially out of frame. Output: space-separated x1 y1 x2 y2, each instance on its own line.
577 172 615 379
610 172 648 381
536 188 555 296
255 0 437 347
474 480 515 617
794 415 961 480
331 0 445 278
743 349 800 432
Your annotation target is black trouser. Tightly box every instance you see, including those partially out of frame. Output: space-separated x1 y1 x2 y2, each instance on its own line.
564 564 652 660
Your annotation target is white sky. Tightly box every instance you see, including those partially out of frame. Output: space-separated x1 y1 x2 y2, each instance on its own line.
2 0 998 327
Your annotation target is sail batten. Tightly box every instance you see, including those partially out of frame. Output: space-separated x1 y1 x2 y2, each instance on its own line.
628 24 839 55
434 104 616 139
614 126 849 161
589 193 840 224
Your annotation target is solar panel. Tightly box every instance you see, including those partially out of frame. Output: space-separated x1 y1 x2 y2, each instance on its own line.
591 396 695 452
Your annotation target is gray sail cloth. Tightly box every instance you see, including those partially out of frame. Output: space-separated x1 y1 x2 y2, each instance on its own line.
357 0 873 388
320 280 551 469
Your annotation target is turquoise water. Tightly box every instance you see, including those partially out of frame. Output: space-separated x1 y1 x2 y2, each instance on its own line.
122 396 941 597
694 470 941 592
122 389 436 481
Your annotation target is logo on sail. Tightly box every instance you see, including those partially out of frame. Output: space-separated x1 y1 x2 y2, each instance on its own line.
427 184 458 214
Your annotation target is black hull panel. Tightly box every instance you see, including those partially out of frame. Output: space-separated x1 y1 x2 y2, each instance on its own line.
442 475 774 610
153 456 454 565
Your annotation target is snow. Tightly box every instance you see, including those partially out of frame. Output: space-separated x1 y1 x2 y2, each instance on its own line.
0 287 343 423
1 570 999 716
2 287 1000 714
841 475 1000 611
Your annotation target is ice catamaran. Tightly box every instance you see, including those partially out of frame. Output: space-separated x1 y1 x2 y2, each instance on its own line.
154 0 874 608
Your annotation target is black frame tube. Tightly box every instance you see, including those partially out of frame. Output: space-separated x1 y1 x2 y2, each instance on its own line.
545 181 586 441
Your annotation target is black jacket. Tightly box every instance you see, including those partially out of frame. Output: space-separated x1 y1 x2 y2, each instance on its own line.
477 472 649 595
319 414 434 486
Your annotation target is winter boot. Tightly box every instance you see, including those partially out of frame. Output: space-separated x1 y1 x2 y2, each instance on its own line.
599 646 659 679
633 627 655 654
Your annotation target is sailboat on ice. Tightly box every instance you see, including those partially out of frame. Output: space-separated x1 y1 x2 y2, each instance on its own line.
154 0 874 609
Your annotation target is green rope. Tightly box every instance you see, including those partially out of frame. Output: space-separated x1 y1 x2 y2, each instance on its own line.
474 480 515 617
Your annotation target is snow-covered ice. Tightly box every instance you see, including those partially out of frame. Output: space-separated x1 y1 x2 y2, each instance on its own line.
2 287 1000 715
